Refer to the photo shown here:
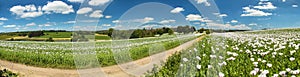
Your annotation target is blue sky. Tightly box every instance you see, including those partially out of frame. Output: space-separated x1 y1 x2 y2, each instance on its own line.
0 0 299 32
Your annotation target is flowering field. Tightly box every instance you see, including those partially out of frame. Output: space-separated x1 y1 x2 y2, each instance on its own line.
146 29 300 77
0 34 200 69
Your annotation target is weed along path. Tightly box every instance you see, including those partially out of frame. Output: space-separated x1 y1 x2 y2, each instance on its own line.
0 35 206 77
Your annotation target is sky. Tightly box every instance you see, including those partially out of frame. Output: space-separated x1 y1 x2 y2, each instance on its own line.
0 0 299 32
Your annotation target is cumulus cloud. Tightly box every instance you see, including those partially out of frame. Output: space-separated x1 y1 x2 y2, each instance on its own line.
42 1 74 14
10 5 43 18
89 10 104 18
249 23 258 26
282 0 286 2
292 5 298 8
254 2 277 10
26 22 36 26
105 15 112 18
241 7 272 17
64 21 76 24
102 24 111 26
219 14 228 17
0 17 8 21
170 7 184 13
196 0 210 6
207 22 251 30
159 20 176 24
89 0 110 6
77 7 93 14
112 20 120 23
10 1 74 18
112 17 154 24
3 25 16 28
186 14 206 22
231 20 238 23
68 0 84 3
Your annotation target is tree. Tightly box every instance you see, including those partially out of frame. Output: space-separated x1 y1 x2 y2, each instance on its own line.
46 37 54 42
168 29 174 35
108 28 114 37
198 28 205 33
206 29 211 34
156 29 164 36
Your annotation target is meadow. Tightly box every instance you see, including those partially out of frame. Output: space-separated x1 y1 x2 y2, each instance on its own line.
146 29 300 77
0 34 200 69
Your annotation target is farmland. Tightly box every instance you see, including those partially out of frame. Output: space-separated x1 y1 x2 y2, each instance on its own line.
146 29 300 77
0 34 200 69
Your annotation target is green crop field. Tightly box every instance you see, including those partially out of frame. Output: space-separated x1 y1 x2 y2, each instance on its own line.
146 29 300 77
36 32 72 38
0 34 200 69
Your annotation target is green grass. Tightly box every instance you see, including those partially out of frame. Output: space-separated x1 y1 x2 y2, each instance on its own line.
37 32 72 38
0 35 15 40
95 35 111 40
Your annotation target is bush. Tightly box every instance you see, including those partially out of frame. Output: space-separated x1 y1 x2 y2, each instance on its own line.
46 37 54 42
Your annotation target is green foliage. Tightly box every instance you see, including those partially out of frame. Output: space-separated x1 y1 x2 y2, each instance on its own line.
46 37 54 42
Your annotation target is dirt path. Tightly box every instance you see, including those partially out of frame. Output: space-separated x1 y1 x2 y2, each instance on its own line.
0 35 206 77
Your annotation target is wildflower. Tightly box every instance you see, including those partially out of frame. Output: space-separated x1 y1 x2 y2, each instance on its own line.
279 71 286 76
208 65 212 69
272 74 279 77
267 63 272 67
290 57 295 61
219 72 225 77
226 57 236 61
262 60 267 63
196 65 201 69
250 70 257 75
286 68 291 72
183 58 188 62
196 56 201 60
250 58 255 61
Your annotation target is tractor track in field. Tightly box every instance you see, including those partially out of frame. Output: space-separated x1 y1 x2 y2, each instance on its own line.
0 35 206 77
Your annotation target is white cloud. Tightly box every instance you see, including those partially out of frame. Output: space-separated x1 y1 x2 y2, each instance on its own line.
89 0 110 6
0 17 8 21
102 24 111 26
26 22 36 26
186 14 205 22
249 23 258 26
170 7 184 13
105 15 112 18
43 24 52 27
143 17 154 23
241 7 272 17
207 22 251 30
112 20 120 23
292 5 298 8
64 21 76 24
113 17 154 24
77 7 93 14
159 20 176 24
42 1 74 14
231 20 238 23
196 0 210 6
219 14 228 17
254 2 277 10
10 5 43 18
282 0 286 2
89 10 103 18
3 25 16 28
68 0 84 3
